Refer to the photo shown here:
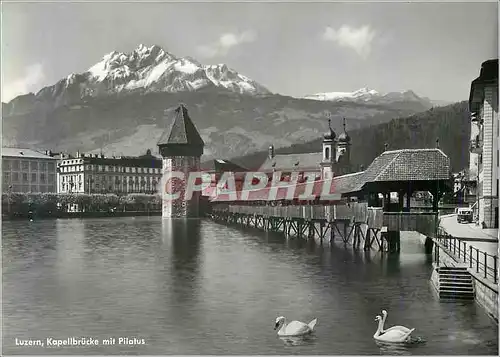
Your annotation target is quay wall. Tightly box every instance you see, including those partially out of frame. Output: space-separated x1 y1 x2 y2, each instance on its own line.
430 235 498 323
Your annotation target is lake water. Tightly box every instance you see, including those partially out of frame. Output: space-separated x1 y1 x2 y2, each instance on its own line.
2 217 498 355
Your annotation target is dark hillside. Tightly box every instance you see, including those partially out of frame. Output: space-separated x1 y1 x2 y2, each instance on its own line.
230 101 470 172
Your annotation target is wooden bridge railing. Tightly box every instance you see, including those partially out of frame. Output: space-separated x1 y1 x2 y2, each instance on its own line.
383 212 438 237
212 203 374 223
210 204 437 235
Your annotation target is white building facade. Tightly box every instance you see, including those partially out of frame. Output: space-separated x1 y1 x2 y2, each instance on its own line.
57 150 162 194
469 59 499 228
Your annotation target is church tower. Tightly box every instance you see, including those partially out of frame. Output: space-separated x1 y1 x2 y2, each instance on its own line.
320 115 337 180
336 118 352 175
157 104 204 218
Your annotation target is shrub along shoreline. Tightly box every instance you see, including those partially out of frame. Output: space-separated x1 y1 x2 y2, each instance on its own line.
2 192 162 219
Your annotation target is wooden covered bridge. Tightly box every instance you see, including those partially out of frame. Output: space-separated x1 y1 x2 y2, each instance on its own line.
208 148 453 253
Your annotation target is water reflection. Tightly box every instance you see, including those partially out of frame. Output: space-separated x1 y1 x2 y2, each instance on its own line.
2 218 498 355
375 337 427 355
2 219 58 260
279 334 317 347
385 254 401 275
161 218 202 276
161 218 202 317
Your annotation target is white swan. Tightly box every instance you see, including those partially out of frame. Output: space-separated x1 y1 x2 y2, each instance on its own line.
274 316 317 337
374 315 414 343
381 310 412 334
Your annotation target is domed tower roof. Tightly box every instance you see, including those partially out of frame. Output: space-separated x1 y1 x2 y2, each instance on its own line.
323 117 336 141
338 118 351 143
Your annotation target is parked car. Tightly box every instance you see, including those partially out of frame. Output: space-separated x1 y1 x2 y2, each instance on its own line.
457 207 473 223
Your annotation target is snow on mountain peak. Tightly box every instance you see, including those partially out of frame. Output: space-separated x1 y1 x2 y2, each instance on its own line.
79 44 270 96
303 87 430 106
304 87 381 102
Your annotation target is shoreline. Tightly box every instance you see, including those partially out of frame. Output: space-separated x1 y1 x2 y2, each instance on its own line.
2 211 162 221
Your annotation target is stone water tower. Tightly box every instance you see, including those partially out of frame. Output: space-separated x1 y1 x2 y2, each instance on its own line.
157 104 204 218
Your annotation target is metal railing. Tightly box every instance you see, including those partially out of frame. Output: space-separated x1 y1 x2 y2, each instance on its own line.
435 228 498 284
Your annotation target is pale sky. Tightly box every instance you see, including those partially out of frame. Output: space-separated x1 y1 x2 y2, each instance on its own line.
1 0 498 103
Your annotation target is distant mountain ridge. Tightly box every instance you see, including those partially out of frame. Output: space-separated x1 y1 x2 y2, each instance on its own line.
2 43 453 162
2 44 271 116
304 87 452 108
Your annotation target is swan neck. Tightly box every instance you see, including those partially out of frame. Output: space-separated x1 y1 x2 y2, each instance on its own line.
374 318 384 337
278 318 287 334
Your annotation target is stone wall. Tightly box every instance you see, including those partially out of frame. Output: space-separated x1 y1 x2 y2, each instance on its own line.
162 156 201 218
434 241 498 323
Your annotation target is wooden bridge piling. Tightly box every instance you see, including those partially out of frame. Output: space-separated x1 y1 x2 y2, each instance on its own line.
208 203 438 254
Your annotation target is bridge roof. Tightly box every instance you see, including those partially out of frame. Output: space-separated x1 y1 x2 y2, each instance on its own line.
363 148 450 183
208 148 451 202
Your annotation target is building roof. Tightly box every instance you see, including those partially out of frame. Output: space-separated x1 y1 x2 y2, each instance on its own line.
258 152 323 172
201 159 249 172
469 59 498 113
58 150 162 168
157 104 205 147
331 171 366 194
210 177 342 202
2 147 57 160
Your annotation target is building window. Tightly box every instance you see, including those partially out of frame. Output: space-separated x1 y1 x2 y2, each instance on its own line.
48 162 55 171
22 161 29 171
325 147 330 160
11 172 19 182
22 173 28 182
40 162 47 171
3 160 11 171
30 161 38 171
11 160 19 170
48 174 55 184
40 173 46 183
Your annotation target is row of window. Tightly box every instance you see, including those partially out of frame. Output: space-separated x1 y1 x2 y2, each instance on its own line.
3 172 56 184
2 159 56 172
60 182 158 193
61 175 161 184
59 164 161 174
61 180 159 189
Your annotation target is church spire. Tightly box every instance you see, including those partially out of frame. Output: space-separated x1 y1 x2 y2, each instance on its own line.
338 117 350 144
323 112 336 141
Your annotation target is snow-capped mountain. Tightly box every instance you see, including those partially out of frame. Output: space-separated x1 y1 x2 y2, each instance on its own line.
80 44 270 95
4 44 271 113
304 87 434 107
